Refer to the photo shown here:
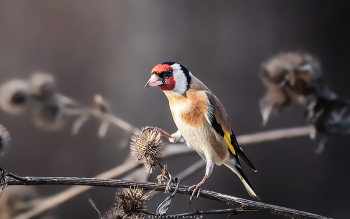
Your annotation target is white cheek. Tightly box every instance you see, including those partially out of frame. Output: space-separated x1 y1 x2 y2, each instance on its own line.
171 63 188 94
173 72 187 94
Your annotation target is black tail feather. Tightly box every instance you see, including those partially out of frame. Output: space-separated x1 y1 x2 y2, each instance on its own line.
235 163 259 201
231 131 257 171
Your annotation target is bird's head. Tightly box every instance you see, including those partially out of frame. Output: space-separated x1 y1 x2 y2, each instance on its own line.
145 62 191 95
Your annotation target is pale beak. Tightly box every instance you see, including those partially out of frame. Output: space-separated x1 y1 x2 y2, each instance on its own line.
145 74 163 88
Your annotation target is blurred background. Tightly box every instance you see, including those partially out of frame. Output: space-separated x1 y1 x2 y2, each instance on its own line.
0 1 349 218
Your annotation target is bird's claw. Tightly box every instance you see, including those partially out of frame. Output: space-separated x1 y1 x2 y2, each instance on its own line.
143 126 172 139
188 182 203 204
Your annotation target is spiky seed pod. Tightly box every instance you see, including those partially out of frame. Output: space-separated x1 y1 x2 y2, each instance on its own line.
130 129 165 173
0 125 10 155
260 52 321 92
104 207 123 219
28 72 56 100
260 52 323 104
113 187 151 219
0 79 29 115
259 52 329 125
28 73 64 131
33 98 65 131
157 165 170 185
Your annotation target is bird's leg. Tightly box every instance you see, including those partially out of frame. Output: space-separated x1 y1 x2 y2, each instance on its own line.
169 130 184 143
188 174 208 204
143 126 172 139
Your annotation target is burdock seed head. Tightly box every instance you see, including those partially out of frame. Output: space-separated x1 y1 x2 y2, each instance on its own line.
104 207 123 219
260 52 321 91
33 97 65 131
0 125 10 155
0 79 29 115
28 72 56 99
130 128 165 173
113 187 151 219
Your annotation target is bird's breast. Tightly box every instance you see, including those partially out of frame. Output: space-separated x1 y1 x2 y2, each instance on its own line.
165 90 229 164
167 90 208 128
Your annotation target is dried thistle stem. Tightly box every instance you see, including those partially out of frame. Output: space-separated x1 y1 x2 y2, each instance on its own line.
3 171 330 219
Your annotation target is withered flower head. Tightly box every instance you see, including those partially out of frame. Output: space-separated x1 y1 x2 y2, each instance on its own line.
0 125 10 155
157 165 170 185
28 72 56 99
130 128 165 173
259 52 324 125
104 207 123 219
34 98 64 131
113 187 151 219
0 79 29 115
260 52 321 93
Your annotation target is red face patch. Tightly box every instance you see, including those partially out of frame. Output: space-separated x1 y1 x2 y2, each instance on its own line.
159 75 176 91
151 64 173 74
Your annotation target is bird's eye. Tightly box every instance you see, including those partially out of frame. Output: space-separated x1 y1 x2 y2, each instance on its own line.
165 69 173 78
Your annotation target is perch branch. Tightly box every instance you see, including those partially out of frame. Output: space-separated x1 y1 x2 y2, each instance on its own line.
11 126 341 219
12 125 349 219
5 173 330 219
10 145 189 219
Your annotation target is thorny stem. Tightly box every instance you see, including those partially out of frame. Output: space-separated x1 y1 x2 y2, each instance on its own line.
155 159 164 170
154 159 172 193
3 171 331 219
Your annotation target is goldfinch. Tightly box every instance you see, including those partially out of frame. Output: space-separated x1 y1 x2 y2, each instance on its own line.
145 62 259 202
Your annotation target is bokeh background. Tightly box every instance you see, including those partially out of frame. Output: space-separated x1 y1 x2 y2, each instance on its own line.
1 1 350 218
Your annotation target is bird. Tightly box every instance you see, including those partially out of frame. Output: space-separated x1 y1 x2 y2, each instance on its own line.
145 62 259 202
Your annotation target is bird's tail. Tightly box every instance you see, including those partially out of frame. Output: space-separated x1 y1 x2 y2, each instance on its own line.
224 159 260 201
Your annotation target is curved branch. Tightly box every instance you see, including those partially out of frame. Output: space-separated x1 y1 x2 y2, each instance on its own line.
5 175 331 219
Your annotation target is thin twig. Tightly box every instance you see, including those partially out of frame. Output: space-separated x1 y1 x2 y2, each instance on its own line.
5 174 331 219
237 126 312 145
64 107 140 133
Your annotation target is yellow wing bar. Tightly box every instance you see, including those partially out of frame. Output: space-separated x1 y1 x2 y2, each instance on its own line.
224 131 236 155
